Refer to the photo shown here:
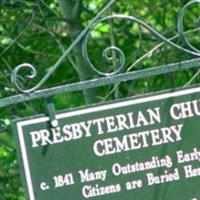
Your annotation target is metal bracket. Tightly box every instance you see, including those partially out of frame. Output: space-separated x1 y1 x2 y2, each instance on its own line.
45 97 58 128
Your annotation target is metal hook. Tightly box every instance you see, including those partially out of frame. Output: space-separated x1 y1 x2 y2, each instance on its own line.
44 97 58 128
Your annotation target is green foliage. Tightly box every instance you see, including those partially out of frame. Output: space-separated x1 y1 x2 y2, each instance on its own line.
0 0 199 199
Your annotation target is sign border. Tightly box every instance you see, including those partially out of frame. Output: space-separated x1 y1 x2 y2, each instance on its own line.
15 86 200 200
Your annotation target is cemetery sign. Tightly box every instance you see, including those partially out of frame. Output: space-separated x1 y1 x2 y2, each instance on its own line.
13 86 200 200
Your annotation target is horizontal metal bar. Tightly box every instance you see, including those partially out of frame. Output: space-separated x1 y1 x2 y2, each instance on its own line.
1 58 200 108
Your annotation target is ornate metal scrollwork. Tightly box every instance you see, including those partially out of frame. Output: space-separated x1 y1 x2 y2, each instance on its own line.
178 0 200 53
11 0 116 93
11 63 38 93
83 10 200 76
11 0 200 94
82 41 126 76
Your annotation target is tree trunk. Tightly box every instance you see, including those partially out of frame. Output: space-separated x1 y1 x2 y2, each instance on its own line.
57 0 100 104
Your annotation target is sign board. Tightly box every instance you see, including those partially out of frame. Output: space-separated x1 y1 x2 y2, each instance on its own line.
13 86 200 200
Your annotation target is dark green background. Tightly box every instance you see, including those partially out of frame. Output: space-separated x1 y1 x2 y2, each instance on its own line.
14 88 200 200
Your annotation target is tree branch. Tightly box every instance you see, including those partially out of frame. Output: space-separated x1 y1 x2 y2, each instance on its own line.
57 0 82 24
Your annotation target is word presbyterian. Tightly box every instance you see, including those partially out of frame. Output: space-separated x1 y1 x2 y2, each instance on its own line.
30 107 161 149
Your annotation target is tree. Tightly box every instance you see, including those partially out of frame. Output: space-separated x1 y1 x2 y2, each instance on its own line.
0 0 199 199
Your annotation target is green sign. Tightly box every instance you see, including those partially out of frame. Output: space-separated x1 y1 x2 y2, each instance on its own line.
13 86 200 200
